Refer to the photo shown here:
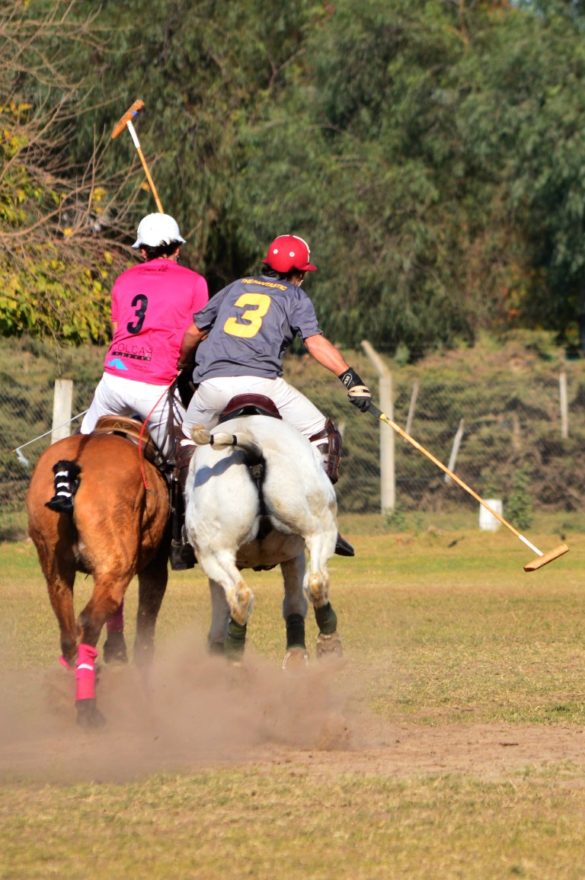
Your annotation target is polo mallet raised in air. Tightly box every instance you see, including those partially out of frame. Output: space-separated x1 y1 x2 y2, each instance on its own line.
111 99 164 213
363 399 569 572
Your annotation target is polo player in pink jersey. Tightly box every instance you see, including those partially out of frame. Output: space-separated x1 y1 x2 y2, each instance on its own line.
45 213 208 568
80 212 208 456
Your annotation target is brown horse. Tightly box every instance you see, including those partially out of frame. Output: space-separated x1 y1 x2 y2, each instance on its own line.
26 429 170 727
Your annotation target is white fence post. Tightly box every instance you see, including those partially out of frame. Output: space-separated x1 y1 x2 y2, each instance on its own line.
559 370 569 440
444 418 465 484
406 379 419 435
361 340 395 513
51 379 74 444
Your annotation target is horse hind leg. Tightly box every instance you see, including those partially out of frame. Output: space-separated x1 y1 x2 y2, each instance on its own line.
304 532 343 659
281 555 309 671
32 530 78 668
134 540 169 668
200 550 254 661
208 579 230 655
75 574 131 728
103 601 128 664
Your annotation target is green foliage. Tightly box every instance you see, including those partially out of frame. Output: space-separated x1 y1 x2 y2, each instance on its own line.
0 3 132 343
383 504 408 532
0 242 114 342
506 467 534 529
8 1 585 353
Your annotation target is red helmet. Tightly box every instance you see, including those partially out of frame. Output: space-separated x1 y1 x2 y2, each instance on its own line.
263 234 317 273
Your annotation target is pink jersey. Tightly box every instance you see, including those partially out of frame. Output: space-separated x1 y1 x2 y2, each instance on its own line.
104 258 208 384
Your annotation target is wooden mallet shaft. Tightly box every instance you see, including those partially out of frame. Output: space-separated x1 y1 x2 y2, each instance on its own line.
367 402 568 572
111 100 164 213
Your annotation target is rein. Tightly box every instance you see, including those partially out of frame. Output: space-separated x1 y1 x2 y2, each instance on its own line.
138 382 177 489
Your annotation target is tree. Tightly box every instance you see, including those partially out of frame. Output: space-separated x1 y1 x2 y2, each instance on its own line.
0 1 136 342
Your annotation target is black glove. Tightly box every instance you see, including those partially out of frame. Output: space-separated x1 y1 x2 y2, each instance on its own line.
338 367 372 412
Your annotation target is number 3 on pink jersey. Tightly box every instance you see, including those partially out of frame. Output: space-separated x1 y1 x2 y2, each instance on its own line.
223 293 271 338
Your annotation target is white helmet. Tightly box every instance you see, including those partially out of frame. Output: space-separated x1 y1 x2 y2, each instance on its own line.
132 213 186 248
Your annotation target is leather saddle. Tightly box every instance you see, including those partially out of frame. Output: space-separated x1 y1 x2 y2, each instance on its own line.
218 393 282 424
93 415 166 470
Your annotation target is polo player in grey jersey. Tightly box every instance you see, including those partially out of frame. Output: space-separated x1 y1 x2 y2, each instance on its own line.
179 234 372 556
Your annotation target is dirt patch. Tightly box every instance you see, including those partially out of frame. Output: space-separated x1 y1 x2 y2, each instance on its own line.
261 722 585 782
1 639 584 784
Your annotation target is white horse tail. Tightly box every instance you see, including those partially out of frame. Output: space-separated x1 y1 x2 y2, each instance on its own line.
191 425 263 462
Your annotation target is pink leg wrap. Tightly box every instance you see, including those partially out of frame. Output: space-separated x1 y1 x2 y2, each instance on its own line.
76 643 98 701
59 655 73 670
107 601 125 635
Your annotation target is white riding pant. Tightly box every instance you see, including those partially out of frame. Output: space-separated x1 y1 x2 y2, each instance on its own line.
182 375 326 440
81 372 183 457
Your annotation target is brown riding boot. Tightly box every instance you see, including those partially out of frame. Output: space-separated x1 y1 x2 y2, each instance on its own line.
309 419 355 558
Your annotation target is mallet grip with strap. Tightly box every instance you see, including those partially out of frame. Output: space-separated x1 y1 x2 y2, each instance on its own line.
368 402 568 572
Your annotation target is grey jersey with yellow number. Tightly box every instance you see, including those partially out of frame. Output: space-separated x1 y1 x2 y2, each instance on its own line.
192 275 321 382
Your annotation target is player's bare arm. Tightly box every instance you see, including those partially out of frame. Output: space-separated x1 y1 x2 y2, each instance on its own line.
179 321 207 369
304 334 349 374
304 334 372 413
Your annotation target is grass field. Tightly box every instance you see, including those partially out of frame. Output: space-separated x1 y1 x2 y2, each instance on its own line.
1 514 585 879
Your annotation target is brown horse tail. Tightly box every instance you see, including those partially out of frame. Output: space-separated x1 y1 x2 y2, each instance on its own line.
45 459 81 514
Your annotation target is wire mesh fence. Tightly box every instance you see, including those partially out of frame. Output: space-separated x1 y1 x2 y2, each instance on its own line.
323 354 585 517
2 340 584 522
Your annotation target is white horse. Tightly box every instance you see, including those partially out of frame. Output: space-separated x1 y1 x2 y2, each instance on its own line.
185 414 343 664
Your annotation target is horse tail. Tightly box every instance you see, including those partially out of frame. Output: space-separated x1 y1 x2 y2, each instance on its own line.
45 459 81 514
191 425 263 464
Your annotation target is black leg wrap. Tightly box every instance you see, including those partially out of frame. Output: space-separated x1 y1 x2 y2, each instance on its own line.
45 460 81 514
286 613 306 649
224 617 247 658
314 602 337 635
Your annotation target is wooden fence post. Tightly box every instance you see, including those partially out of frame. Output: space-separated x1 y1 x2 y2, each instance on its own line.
51 379 74 444
444 419 465 484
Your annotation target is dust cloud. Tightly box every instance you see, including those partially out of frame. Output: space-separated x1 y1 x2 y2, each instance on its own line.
0 632 379 784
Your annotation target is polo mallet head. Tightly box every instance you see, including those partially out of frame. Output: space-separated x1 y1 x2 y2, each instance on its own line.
111 99 163 212
111 99 145 140
523 543 569 572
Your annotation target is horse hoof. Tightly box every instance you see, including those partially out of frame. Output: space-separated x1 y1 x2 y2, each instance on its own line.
103 636 128 665
76 698 106 729
316 631 343 659
282 647 309 672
